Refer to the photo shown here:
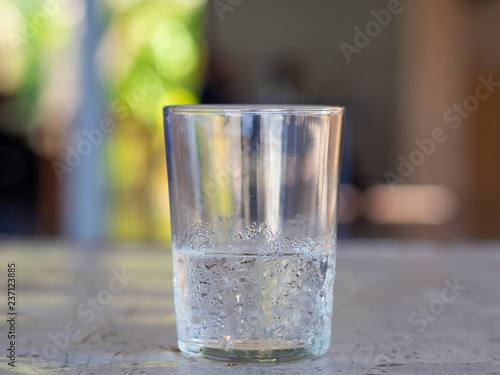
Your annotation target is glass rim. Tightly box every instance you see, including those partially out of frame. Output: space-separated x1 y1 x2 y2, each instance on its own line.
164 104 345 115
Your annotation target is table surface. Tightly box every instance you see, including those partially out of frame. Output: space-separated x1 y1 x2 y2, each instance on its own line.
1 240 499 375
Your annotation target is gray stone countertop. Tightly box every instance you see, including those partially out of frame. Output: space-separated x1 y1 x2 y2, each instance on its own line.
0 240 499 374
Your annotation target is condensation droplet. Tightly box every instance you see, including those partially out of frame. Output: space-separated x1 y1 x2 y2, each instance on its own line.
319 291 326 301
221 335 232 351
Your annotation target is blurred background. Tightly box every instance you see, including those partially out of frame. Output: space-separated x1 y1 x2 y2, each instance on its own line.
0 0 499 244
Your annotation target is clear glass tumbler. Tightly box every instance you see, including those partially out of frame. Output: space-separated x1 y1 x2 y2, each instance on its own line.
164 105 344 362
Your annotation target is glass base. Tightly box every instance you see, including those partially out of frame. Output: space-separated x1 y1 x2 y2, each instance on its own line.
178 339 328 363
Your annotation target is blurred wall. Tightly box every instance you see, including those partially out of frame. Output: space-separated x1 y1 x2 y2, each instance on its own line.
205 0 500 239
402 0 500 238
206 0 402 185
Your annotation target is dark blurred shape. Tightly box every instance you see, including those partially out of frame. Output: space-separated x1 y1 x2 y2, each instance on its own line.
202 51 236 104
257 57 307 104
0 130 37 235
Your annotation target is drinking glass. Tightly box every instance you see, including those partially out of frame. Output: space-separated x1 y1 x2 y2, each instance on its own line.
164 105 344 362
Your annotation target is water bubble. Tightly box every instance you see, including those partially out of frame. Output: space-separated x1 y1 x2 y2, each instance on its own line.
263 270 272 280
319 291 326 302
202 320 208 329
309 336 316 347
191 326 201 338
258 222 268 233
199 282 210 296
320 258 328 276
221 335 232 351
214 294 223 306
274 322 285 337
204 260 217 269
262 327 272 335
234 304 243 314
